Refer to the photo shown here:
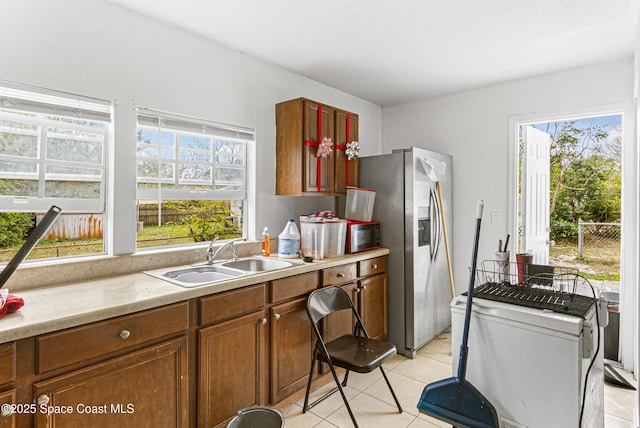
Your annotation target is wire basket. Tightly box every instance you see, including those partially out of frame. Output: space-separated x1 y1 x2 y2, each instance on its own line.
479 260 580 294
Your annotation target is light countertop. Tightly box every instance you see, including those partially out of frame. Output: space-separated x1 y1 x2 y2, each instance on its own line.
0 248 389 343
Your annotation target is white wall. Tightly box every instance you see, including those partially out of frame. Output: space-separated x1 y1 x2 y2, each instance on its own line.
0 0 382 251
382 58 637 371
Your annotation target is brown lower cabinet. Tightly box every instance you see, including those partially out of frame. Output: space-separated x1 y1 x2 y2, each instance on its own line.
33 337 188 427
358 273 388 340
0 342 16 427
199 310 267 428
270 298 314 404
322 257 389 342
5 254 387 427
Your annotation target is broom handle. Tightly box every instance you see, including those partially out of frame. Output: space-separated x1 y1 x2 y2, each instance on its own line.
457 200 483 382
437 182 455 298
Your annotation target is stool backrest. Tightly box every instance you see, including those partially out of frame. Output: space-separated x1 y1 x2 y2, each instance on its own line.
307 286 354 324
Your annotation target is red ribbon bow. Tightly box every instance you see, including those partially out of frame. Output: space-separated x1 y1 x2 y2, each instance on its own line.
335 113 352 187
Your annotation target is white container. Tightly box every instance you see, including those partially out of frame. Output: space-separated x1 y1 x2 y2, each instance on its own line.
345 188 376 221
278 219 300 259
324 219 347 257
300 218 325 260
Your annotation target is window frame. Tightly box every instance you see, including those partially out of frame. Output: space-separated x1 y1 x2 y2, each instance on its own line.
0 83 257 263
0 85 110 214
135 108 252 247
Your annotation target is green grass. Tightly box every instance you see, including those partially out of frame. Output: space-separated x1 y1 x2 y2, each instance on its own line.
135 223 196 249
0 223 198 262
137 223 192 239
550 239 620 281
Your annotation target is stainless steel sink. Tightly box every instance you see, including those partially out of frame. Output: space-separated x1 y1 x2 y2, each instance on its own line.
221 257 294 272
145 265 245 288
145 257 297 288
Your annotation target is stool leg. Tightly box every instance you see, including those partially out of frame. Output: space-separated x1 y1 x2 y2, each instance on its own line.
342 369 350 387
302 354 317 413
379 366 402 413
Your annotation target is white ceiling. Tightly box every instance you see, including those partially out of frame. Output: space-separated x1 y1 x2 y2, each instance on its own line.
106 0 639 106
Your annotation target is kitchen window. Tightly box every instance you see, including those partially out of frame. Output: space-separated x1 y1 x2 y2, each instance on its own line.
135 108 251 249
0 84 110 262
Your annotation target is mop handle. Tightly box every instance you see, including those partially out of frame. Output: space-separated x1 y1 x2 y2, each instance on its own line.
457 200 483 382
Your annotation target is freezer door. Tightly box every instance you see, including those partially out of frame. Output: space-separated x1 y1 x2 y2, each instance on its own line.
359 152 407 353
405 147 453 354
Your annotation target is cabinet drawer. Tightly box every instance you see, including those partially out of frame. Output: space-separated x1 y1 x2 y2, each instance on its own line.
0 342 15 385
199 284 266 326
322 263 357 286
37 302 189 374
270 272 319 303
359 256 387 277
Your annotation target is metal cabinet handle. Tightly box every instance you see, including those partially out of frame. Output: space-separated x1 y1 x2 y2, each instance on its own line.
362 285 367 290
273 313 281 320
356 288 361 293
337 273 345 278
372 264 378 269
37 395 50 406
119 330 131 340
261 318 268 325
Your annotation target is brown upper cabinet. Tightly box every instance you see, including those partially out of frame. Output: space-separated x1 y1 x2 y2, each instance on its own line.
276 98 359 196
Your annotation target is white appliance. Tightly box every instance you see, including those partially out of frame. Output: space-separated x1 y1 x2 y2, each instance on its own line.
360 147 453 357
450 293 606 428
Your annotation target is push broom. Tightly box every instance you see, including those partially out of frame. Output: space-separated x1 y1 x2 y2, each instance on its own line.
417 200 499 428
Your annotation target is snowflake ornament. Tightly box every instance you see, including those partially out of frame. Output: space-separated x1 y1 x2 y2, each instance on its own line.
345 141 360 160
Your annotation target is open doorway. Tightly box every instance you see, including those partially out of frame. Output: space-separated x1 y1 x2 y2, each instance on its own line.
512 110 637 381
518 115 622 288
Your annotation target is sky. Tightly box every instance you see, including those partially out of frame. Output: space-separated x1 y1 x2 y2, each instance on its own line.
530 114 622 150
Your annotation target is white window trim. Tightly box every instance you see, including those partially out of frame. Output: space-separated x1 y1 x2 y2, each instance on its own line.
134 107 252 246
0 85 110 214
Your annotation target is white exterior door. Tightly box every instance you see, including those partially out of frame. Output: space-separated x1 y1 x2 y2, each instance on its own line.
521 125 551 264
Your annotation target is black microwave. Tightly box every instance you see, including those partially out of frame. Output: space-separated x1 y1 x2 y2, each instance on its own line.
346 220 381 253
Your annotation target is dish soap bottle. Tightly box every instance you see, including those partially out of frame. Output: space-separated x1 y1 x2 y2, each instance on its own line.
261 227 270 257
278 219 300 259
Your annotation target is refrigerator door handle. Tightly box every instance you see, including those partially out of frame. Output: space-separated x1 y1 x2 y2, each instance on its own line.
429 187 441 261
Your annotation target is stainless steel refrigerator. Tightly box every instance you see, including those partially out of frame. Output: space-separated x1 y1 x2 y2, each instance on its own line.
360 147 453 358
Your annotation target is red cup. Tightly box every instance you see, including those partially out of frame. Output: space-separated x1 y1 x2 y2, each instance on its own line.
516 253 533 284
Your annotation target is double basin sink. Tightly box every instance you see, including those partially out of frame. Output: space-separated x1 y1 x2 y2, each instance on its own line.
145 257 296 288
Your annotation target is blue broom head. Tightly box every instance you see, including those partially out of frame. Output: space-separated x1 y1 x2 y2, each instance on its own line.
417 377 499 428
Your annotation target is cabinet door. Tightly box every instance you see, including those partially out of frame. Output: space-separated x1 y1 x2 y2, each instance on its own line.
199 310 267 428
334 109 359 194
359 274 388 340
33 337 188 428
0 389 15 427
303 100 334 193
270 298 313 403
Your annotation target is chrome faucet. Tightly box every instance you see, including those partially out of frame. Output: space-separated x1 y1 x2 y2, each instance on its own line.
207 237 247 264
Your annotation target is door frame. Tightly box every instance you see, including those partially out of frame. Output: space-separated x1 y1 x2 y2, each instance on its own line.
508 102 638 376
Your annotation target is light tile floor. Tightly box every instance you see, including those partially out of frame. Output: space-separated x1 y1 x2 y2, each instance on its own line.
283 332 638 427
